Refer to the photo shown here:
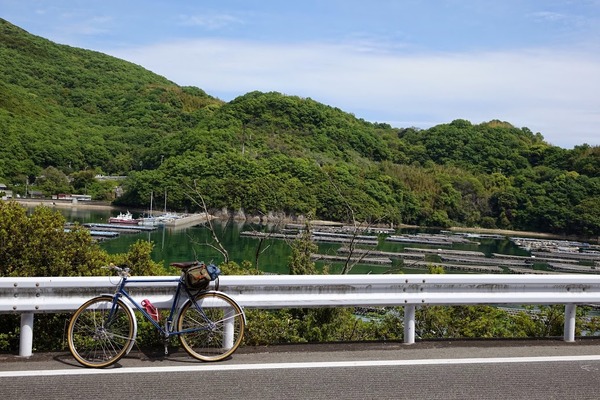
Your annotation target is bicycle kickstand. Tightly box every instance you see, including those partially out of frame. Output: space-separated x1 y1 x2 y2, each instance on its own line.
161 334 169 355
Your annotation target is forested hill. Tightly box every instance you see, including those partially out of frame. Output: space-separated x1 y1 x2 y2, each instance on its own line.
1 18 600 237
0 18 221 177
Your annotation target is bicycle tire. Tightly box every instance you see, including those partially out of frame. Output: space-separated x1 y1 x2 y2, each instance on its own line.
67 295 135 368
177 291 245 362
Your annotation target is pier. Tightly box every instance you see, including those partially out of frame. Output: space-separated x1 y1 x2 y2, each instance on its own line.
161 213 209 228
404 260 504 273
531 250 600 262
241 230 380 245
404 247 486 257
237 227 600 274
240 231 298 240
386 235 453 246
337 247 426 260
439 254 532 267
64 227 119 239
310 254 392 265
83 223 157 233
546 263 600 274
385 233 476 246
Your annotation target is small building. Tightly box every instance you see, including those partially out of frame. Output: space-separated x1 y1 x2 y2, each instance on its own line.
0 183 13 200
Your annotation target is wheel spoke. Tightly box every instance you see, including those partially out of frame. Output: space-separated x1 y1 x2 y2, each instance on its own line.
177 292 245 361
67 297 134 368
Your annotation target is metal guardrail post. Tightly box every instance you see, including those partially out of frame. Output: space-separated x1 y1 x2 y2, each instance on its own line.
19 313 34 357
404 305 416 344
564 304 577 342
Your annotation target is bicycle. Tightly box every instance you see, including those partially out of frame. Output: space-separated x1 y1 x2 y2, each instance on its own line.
67 262 246 368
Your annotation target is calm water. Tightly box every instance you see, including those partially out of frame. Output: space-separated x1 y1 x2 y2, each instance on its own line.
47 207 533 275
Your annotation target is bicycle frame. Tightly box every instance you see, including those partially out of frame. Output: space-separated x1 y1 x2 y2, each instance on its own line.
108 275 203 338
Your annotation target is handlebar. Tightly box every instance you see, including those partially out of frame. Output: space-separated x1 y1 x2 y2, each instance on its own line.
102 263 130 278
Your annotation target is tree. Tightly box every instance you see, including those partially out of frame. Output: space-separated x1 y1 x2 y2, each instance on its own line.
70 169 96 192
0 201 165 277
572 197 600 236
36 166 72 197
0 201 103 276
288 220 317 275
186 182 230 263
0 200 164 352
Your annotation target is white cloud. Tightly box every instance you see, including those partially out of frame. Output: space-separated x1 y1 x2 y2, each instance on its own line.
178 13 243 30
46 15 115 39
530 11 568 22
106 39 600 148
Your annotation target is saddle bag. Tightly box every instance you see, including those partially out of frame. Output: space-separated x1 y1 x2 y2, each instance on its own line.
185 262 221 290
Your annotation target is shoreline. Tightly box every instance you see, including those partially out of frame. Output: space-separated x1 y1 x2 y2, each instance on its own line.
13 198 118 210
9 198 598 243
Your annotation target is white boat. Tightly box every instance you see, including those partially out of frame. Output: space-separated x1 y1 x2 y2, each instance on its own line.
138 191 172 226
139 216 162 226
139 191 159 226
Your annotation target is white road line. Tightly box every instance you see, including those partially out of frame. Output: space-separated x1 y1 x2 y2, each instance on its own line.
2 355 600 378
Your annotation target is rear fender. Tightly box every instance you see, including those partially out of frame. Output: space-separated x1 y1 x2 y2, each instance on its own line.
179 290 246 325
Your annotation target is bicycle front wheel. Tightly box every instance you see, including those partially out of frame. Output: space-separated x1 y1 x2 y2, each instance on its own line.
177 291 245 362
67 295 135 368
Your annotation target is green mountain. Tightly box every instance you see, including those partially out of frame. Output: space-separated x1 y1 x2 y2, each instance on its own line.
1 18 600 236
0 18 221 178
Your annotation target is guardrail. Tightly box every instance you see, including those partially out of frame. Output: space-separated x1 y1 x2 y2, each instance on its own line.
2 274 600 357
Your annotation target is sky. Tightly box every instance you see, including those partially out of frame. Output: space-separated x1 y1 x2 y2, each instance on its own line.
2 0 600 148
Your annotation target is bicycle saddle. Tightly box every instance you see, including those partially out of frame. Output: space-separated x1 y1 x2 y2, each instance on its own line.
170 261 199 269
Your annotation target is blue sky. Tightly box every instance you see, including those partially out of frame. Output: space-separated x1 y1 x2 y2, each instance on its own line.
3 0 600 148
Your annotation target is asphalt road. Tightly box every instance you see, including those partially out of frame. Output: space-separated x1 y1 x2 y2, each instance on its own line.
2 339 600 400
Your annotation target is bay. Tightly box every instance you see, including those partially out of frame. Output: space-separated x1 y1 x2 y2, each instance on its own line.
48 207 533 275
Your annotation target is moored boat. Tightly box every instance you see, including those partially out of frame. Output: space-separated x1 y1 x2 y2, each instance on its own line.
108 211 139 225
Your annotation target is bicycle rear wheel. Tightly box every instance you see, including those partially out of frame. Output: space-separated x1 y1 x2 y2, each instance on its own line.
67 295 135 368
177 291 245 361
